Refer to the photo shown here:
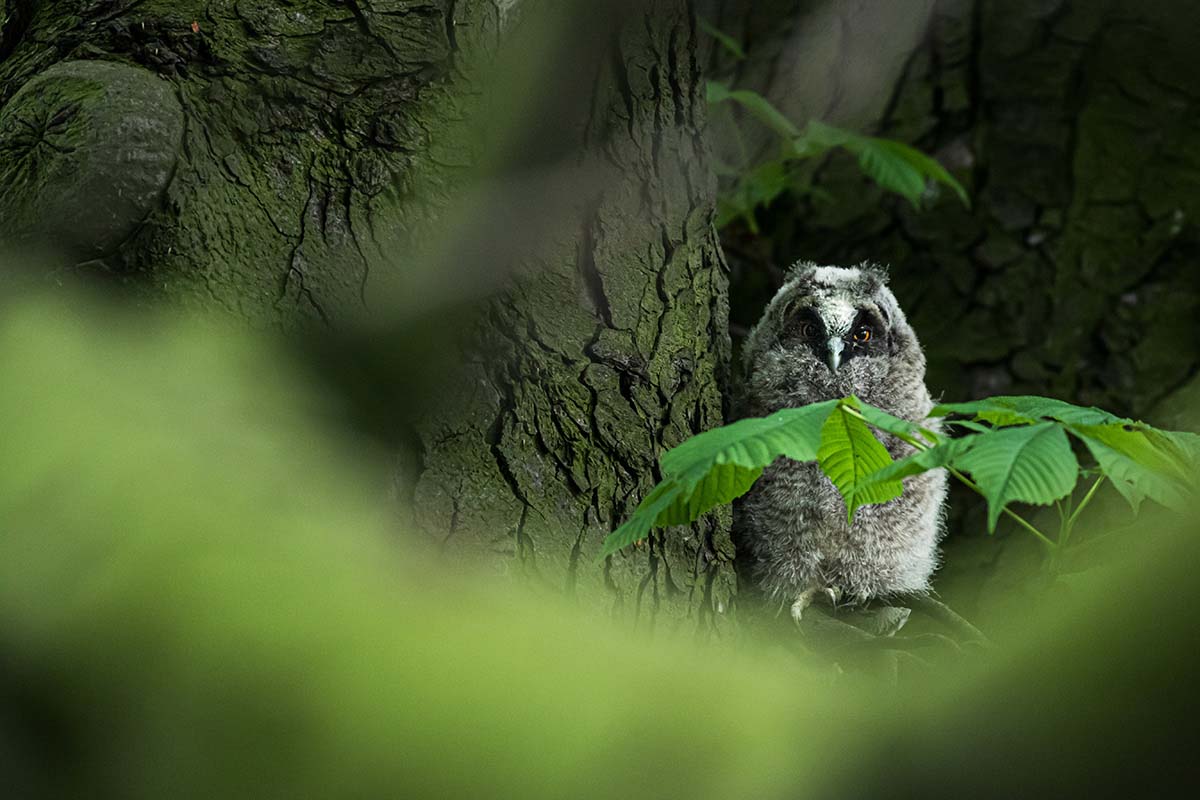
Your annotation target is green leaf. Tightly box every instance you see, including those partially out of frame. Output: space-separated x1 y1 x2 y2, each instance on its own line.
856 436 977 500
660 401 837 479
794 122 970 209
1164 430 1200 472
795 119 853 152
817 401 903 522
601 390 1198 560
854 141 927 208
829 397 959 514
599 480 686 559
706 83 801 139
728 159 791 220
866 139 970 207
698 18 746 60
944 419 992 434
715 196 749 231
932 396 1126 428
656 464 763 526
599 400 839 558
1066 424 1194 513
718 158 800 230
705 79 732 104
842 395 938 444
952 423 1079 533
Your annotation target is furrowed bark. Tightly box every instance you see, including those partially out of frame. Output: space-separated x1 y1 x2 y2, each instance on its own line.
412 2 736 635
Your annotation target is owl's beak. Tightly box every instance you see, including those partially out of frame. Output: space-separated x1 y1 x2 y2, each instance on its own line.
825 336 844 373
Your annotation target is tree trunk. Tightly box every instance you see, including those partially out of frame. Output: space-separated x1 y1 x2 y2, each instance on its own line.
409 3 736 635
0 1 737 633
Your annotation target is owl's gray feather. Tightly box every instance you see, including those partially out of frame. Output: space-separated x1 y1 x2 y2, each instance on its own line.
735 262 947 606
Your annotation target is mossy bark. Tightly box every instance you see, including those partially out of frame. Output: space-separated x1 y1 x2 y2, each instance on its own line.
718 0 1200 423
0 1 736 633
410 4 736 635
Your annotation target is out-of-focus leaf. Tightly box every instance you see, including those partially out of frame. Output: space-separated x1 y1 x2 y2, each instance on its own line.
867 139 970 207
794 121 970 210
706 82 802 139
855 141 928 207
0 291 848 800
698 18 746 59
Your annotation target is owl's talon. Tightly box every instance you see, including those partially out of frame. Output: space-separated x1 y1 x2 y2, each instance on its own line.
823 586 843 608
790 587 818 625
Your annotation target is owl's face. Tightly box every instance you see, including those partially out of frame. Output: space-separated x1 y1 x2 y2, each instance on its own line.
742 264 929 418
779 289 891 374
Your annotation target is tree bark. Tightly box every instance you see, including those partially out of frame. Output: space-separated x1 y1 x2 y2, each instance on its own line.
0 1 736 633
410 3 736 635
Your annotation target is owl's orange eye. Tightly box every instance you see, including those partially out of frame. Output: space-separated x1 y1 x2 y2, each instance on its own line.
800 322 817 338
853 327 872 343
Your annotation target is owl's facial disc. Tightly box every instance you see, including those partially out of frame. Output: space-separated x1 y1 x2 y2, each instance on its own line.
784 297 888 373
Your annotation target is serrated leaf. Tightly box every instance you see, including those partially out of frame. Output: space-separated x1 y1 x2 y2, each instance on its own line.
868 138 970 207
656 464 762 526
599 481 686 559
818 401 902 522
952 422 1079 532
855 436 976 500
799 126 970 210
932 396 1126 427
854 142 927 207
661 400 838 480
843 395 938 444
599 400 839 558
1066 424 1194 513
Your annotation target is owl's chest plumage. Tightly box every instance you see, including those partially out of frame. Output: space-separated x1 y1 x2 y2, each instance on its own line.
736 453 946 603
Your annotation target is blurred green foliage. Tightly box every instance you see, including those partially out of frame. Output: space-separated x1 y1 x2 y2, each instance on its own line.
705 43 970 234
708 80 970 231
0 288 815 797
0 285 1196 797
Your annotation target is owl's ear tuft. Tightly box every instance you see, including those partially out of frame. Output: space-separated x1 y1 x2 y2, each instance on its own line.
784 260 821 281
856 261 891 291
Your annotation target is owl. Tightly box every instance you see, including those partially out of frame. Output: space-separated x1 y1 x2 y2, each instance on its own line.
735 262 947 621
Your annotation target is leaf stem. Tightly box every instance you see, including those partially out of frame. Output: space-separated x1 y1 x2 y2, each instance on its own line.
1066 475 1104 530
947 467 1058 550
